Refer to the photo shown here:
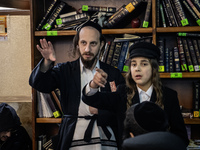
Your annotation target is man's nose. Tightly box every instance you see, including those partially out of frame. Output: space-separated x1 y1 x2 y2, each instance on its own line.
6 131 11 137
85 44 91 52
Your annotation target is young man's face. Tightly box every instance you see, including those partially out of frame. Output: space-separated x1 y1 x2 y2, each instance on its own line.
0 130 11 142
130 57 152 91
78 26 103 69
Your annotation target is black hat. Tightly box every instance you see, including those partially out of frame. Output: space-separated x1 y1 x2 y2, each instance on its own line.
77 20 102 34
122 132 187 150
129 42 160 61
0 103 21 132
127 101 168 135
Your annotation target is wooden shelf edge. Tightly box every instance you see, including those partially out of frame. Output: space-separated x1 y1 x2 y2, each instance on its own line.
157 26 200 33
34 28 153 36
36 118 62 123
0 96 32 102
184 118 200 124
36 117 200 124
159 72 200 78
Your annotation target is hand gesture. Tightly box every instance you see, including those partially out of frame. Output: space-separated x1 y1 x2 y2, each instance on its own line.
90 68 108 88
36 38 56 62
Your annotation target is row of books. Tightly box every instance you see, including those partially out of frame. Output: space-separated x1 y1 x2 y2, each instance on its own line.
158 33 200 73
36 0 148 31
37 89 62 118
156 0 200 27
99 34 152 73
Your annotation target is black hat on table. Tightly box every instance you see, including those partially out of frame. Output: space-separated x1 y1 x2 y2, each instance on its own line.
125 101 169 136
129 42 160 61
77 20 102 34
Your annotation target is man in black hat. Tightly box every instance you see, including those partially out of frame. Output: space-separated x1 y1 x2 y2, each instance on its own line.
29 21 125 150
0 103 32 150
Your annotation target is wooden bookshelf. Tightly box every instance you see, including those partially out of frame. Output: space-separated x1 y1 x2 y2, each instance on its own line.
30 0 200 149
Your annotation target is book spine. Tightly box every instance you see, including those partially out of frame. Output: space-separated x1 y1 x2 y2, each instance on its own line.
156 0 160 27
101 41 111 63
169 47 174 72
56 13 88 25
162 0 173 26
111 42 122 68
143 0 152 28
165 47 170 72
172 0 189 26
164 0 178 26
177 37 188 71
192 0 200 11
160 3 167 27
106 41 116 65
106 0 143 28
36 0 58 31
158 38 165 72
173 46 181 72
193 81 200 118
43 1 66 31
169 0 182 27
177 32 200 37
82 5 116 13
192 39 200 70
183 0 200 26
182 38 194 72
117 41 129 72
186 0 200 18
59 11 77 18
51 90 63 115
187 38 199 71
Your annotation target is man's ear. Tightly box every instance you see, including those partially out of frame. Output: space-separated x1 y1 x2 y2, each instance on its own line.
130 132 134 138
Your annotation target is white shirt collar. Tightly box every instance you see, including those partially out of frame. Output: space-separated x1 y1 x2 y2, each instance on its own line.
80 58 100 74
137 84 153 102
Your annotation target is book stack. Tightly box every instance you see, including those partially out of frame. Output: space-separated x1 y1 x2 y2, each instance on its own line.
158 32 200 73
157 0 200 27
100 34 152 73
36 0 151 31
37 91 62 118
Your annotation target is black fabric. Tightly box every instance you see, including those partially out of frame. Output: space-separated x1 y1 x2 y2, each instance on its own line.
82 85 189 147
0 103 21 132
29 58 125 150
122 132 187 150
77 20 102 34
129 42 160 61
132 101 169 132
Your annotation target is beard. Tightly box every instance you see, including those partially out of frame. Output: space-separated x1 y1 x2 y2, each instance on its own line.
80 52 98 69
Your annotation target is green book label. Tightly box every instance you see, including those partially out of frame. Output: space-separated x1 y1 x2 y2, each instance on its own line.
188 65 194 72
170 73 182 78
82 5 88 11
178 32 186 36
196 19 200 26
53 111 61 118
43 23 52 31
159 66 165 72
123 65 129 72
181 19 189 26
142 21 149 28
56 18 62 25
47 31 58 36
181 64 187 71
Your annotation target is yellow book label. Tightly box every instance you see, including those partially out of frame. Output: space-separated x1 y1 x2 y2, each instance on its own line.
125 3 135 13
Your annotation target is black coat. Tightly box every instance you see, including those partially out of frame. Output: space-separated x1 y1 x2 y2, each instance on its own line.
29 58 125 150
82 84 189 147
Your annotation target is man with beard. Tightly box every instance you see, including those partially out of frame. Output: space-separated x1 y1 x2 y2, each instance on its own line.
0 103 32 150
29 21 125 150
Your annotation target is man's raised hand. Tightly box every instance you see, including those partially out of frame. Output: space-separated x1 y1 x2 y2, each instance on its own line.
90 68 108 88
36 38 56 62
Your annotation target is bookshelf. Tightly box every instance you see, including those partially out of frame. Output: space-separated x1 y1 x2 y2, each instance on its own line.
30 0 200 149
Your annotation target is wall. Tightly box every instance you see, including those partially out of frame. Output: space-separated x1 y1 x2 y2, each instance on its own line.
0 15 32 137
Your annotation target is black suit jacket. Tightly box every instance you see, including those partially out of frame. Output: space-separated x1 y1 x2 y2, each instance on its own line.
82 84 189 147
29 58 125 150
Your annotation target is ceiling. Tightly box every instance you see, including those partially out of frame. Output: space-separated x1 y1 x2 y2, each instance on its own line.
0 0 30 10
